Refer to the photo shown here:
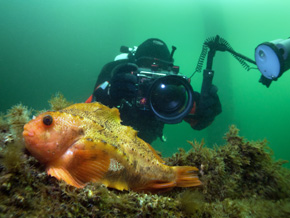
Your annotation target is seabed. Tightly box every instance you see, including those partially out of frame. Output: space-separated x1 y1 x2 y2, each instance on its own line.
1 94 290 217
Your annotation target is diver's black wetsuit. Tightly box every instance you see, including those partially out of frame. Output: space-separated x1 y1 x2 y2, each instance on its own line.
86 39 221 144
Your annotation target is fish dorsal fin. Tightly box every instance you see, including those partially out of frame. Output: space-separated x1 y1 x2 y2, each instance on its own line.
145 141 165 164
124 126 138 138
47 140 110 188
123 126 165 164
61 102 121 124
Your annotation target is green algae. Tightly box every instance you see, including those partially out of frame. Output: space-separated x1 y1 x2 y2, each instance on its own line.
5 103 31 141
0 98 290 217
167 125 290 202
48 92 73 111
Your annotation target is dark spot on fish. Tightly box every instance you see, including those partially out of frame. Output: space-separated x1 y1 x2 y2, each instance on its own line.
98 129 105 134
91 155 98 160
86 138 93 142
111 144 118 149
104 120 109 128
132 160 137 168
146 167 151 171
79 128 84 135
88 143 97 149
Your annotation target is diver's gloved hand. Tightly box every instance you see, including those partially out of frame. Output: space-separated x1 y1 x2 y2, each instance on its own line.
195 84 222 118
109 73 138 101
185 85 222 130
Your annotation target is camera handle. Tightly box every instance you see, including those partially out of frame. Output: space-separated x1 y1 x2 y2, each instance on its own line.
200 35 257 96
197 38 221 118
193 35 257 90
200 36 217 97
201 69 214 97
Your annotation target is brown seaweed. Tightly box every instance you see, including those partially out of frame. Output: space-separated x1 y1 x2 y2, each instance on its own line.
0 97 289 217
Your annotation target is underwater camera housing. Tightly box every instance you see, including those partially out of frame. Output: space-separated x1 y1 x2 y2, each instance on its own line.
134 66 194 124
113 44 194 123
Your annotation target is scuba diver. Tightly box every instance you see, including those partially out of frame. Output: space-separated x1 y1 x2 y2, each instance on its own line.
86 38 222 144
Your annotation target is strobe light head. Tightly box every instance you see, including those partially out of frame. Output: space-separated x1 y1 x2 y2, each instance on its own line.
255 38 290 87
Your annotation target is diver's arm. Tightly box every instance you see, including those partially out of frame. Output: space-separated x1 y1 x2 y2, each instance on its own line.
86 62 138 108
85 59 131 105
184 87 222 130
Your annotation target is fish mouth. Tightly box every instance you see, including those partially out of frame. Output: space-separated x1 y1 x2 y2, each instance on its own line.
23 126 34 137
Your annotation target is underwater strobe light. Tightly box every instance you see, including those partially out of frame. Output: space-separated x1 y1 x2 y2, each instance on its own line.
255 37 290 87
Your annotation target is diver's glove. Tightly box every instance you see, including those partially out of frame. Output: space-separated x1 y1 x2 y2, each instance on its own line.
185 85 222 130
109 73 138 101
196 84 222 118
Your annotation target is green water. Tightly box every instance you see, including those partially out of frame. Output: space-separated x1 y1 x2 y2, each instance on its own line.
1 0 289 167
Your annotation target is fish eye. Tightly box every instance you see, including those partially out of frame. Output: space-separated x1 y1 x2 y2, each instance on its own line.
43 115 53 126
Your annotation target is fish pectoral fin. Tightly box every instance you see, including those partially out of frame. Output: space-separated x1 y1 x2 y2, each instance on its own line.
47 148 110 188
47 166 85 188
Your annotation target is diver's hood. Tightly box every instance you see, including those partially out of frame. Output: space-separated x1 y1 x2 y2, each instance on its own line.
134 38 172 64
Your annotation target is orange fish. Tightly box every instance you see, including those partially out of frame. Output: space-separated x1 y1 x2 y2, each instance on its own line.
23 102 201 192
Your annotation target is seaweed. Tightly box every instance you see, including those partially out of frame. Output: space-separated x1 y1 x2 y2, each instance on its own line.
178 190 205 216
0 141 26 173
1 100 290 217
0 113 9 132
48 92 73 111
5 103 31 141
0 113 13 152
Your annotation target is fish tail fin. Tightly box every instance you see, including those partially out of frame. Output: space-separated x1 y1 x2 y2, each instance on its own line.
134 166 201 193
133 180 176 193
173 166 201 187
